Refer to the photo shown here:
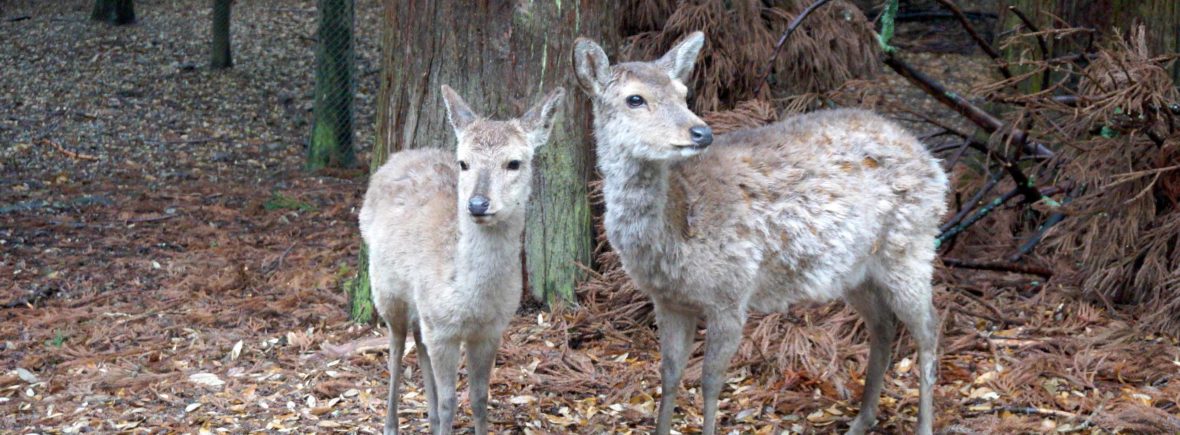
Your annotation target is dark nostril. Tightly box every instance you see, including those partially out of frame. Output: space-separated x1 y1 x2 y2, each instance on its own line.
690 126 713 146
468 195 490 215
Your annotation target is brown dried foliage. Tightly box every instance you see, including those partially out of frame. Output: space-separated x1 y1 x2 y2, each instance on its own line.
620 0 879 113
1032 28 1180 333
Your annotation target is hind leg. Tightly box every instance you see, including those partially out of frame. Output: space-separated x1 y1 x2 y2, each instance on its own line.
877 260 939 435
845 287 898 435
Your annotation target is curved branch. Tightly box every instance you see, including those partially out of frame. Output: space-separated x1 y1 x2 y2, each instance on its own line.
754 0 835 97
1008 5 1051 91
933 0 1012 79
882 52 1054 159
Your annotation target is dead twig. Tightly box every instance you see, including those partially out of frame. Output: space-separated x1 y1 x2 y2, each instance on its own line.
1009 209 1067 262
124 214 177 224
1008 5 1051 91
41 139 98 161
264 242 299 277
754 0 834 97
940 170 1001 233
942 258 1053 278
313 336 396 360
933 0 1012 79
966 405 1079 420
882 52 1053 159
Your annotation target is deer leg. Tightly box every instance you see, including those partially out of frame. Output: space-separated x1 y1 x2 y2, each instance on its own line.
882 271 939 435
701 311 745 435
382 302 409 435
901 297 939 435
425 332 462 435
413 324 439 429
653 304 697 435
845 288 898 435
465 335 500 435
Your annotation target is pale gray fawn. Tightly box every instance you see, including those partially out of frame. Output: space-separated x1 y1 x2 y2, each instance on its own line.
359 85 565 435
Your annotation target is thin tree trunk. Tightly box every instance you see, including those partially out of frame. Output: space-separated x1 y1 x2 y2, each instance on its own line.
92 0 135 25
347 0 615 318
307 0 356 170
211 0 232 69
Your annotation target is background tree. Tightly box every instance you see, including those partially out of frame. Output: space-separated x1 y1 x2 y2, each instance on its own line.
1002 0 1180 90
306 0 356 170
345 0 617 321
91 0 135 25
211 0 232 69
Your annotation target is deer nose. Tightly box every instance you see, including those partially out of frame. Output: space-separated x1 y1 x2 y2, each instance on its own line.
690 125 713 147
468 195 491 216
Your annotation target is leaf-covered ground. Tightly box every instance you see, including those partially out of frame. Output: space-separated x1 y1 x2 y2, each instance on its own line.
2 1 1179 433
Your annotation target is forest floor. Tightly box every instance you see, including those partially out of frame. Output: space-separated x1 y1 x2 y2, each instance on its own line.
2 1 1179 434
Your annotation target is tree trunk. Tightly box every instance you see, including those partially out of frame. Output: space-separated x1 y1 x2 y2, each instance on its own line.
1002 0 1180 90
346 0 615 318
307 0 356 171
92 0 135 25
211 0 232 69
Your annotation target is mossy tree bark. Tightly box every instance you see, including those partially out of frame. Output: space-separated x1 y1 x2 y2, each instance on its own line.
346 0 616 319
211 0 232 69
1002 0 1180 91
307 0 357 171
92 0 135 25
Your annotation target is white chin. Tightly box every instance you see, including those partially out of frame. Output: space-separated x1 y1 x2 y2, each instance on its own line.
676 147 705 158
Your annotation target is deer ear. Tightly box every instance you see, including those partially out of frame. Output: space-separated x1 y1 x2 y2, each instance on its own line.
657 31 704 83
441 85 478 134
520 87 566 149
573 37 611 95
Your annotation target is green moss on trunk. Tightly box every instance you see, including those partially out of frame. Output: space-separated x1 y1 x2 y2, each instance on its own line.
345 245 374 323
306 0 356 171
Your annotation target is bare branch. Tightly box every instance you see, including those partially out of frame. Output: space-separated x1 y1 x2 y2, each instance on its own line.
754 0 834 97
942 258 1053 278
933 0 1012 79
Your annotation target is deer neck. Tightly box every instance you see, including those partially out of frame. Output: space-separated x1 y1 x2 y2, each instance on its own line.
596 140 676 253
453 213 524 293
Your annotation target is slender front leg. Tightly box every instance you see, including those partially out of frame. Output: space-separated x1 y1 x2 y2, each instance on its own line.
413 325 439 429
653 303 697 435
701 312 746 435
466 335 501 435
387 315 410 433
426 333 462 435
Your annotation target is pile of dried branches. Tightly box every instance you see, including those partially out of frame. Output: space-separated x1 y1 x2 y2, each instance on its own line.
784 0 1180 335
901 16 1180 334
1037 28 1180 332
620 0 879 113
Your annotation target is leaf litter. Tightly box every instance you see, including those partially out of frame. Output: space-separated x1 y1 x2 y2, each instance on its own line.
1 0 1178 433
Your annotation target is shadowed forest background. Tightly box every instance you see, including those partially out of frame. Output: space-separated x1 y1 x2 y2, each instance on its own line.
2 0 1179 432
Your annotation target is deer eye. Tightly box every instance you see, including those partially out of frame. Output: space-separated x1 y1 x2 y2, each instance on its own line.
506 160 522 170
458 161 469 171
625 95 646 108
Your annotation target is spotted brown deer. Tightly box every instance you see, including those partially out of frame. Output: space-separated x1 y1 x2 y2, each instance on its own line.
359 85 565 435
573 32 946 435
